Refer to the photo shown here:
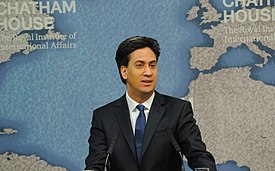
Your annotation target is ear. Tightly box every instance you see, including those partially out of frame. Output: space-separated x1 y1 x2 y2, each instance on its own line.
120 66 127 80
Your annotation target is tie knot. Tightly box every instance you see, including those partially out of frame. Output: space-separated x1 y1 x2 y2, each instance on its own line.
136 104 145 112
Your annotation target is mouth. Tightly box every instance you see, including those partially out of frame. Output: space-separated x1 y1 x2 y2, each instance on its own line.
141 80 153 86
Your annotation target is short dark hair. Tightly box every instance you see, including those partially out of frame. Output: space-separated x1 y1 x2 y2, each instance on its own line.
115 36 160 84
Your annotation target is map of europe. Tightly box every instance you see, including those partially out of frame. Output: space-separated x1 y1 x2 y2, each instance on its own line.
185 0 275 170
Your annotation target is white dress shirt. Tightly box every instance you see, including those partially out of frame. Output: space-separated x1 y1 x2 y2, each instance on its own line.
126 91 155 135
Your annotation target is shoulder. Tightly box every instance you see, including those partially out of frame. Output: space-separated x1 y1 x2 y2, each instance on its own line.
93 95 126 114
156 91 190 106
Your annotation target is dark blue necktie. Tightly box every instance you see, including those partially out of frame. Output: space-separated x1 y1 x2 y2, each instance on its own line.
135 104 146 163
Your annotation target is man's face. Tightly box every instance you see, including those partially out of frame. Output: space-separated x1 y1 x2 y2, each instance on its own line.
120 47 158 102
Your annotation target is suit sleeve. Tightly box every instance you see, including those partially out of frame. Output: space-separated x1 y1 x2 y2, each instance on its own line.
85 110 107 171
177 101 217 171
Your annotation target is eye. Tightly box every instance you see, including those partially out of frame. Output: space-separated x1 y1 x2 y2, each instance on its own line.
135 63 143 68
150 63 156 69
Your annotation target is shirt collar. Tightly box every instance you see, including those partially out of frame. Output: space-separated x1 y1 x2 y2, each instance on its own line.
126 91 155 112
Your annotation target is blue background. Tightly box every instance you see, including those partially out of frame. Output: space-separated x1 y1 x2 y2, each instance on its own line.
1 0 274 170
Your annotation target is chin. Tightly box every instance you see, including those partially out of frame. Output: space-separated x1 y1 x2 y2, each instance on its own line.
140 88 154 94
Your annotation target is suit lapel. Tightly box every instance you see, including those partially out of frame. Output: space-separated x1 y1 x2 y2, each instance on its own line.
141 92 165 160
114 95 137 160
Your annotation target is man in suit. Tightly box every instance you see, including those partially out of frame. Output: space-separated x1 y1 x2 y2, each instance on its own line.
85 36 216 171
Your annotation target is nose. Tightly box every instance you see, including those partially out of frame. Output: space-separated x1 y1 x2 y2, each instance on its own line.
143 65 152 76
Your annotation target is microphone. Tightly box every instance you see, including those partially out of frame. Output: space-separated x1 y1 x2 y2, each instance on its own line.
166 129 185 171
104 132 121 171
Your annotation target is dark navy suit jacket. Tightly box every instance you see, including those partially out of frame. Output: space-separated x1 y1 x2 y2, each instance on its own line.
85 91 216 171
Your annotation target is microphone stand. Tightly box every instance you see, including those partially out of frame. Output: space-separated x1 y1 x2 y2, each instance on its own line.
104 154 110 171
104 132 120 171
166 129 185 171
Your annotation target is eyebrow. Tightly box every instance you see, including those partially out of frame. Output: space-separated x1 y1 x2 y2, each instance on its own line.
134 60 157 63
